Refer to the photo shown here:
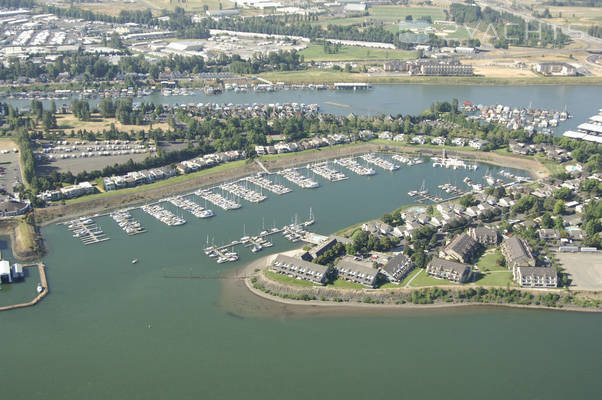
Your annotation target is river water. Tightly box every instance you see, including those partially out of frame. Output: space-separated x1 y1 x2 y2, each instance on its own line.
3 84 601 133
1 154 601 399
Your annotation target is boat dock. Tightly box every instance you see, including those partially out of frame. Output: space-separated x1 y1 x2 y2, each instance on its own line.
141 204 186 226
277 168 320 189
64 218 110 245
0 263 48 312
360 154 399 171
195 189 242 210
245 174 291 195
308 162 348 182
333 157 376 176
167 196 214 218
220 182 267 203
110 210 146 235
391 154 424 166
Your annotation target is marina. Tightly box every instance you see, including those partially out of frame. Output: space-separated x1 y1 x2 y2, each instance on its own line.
360 154 400 171
110 210 146 235
167 196 214 219
431 153 478 170
141 204 186 226
195 189 242 210
307 162 348 182
391 154 424 166
277 168 320 189
333 157 376 176
220 182 268 203
245 174 292 195
64 217 110 245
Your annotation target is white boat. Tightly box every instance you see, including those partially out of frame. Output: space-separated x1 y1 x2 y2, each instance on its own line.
131 259 138 264
36 283 44 294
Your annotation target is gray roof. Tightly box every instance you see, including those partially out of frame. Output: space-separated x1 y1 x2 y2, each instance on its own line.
427 257 470 275
502 236 535 266
471 227 499 243
517 266 556 279
382 253 412 277
446 233 477 258
273 255 328 275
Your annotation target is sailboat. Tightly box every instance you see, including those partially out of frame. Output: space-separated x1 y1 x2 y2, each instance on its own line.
304 207 315 226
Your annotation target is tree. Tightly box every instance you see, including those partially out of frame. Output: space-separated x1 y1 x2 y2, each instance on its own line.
553 200 566 216
541 213 554 229
344 63 352 73
109 31 124 49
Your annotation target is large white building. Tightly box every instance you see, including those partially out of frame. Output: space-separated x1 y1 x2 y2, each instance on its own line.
563 110 602 144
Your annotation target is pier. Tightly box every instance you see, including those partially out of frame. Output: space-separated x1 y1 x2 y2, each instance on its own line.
64 218 110 245
111 210 146 235
167 196 214 218
307 162 348 182
195 189 242 210
0 263 48 312
141 204 186 226
277 168 320 189
220 182 267 203
246 175 291 195
360 154 399 171
333 157 376 176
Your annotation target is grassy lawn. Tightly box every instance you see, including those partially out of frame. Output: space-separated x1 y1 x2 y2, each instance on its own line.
409 269 458 287
476 252 506 272
472 271 514 287
56 114 168 134
16 219 35 251
328 278 365 289
265 270 317 287
62 159 248 205
300 45 416 62
371 5 445 21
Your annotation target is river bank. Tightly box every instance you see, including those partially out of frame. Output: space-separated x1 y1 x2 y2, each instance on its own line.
239 253 602 313
34 142 548 226
0 217 44 261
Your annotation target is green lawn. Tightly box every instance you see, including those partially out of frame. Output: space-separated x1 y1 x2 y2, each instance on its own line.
379 267 422 288
300 45 416 62
265 270 317 287
472 271 514 287
370 5 445 21
409 269 458 287
329 279 365 289
476 252 507 272
62 159 248 205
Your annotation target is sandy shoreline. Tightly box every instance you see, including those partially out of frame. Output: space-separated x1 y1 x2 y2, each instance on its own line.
236 253 601 314
36 142 547 226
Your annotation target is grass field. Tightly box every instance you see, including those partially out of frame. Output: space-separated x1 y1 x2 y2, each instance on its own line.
472 271 514 287
62 159 248 205
379 267 422 288
476 252 506 272
409 269 458 287
300 45 416 62
330 279 365 289
265 270 316 287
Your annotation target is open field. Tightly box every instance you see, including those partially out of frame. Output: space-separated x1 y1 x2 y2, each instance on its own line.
476 252 506 272
558 252 602 290
78 0 233 15
409 269 458 287
258 70 602 85
56 114 168 135
300 45 416 62
265 270 316 287
472 271 514 287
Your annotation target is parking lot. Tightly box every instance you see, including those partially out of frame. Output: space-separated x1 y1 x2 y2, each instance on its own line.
0 140 23 194
557 252 602 290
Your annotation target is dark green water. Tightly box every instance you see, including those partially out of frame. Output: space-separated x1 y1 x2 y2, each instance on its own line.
1 159 600 399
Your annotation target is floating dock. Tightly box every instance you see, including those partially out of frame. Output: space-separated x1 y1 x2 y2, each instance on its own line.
64 218 110 245
141 204 186 226
333 157 376 176
220 182 267 203
360 154 399 171
195 189 242 210
167 196 214 218
246 174 291 195
277 168 320 189
307 162 348 182
110 210 146 235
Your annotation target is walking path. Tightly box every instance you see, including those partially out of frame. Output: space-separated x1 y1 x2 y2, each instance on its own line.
255 159 271 174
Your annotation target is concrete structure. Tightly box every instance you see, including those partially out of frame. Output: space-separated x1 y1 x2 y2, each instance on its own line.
514 266 557 288
382 254 414 282
271 255 328 285
426 257 472 283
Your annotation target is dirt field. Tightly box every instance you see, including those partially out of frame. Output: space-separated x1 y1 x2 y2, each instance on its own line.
558 252 602 290
55 114 168 135
37 153 153 175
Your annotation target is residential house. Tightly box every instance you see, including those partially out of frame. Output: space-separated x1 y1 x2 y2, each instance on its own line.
469 139 489 150
501 236 536 269
336 256 381 288
443 232 479 263
271 255 328 285
361 221 393 236
426 257 472 283
469 226 500 246
538 229 561 241
381 254 414 283
514 266 557 288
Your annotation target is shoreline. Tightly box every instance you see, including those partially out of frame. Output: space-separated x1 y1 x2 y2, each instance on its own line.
35 142 547 226
236 253 602 314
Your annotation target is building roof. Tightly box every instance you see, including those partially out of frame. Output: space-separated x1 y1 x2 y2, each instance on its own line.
0 260 10 275
445 233 477 258
517 266 556 279
273 255 328 275
502 236 535 266
427 257 470 275
382 253 412 277
470 226 499 243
